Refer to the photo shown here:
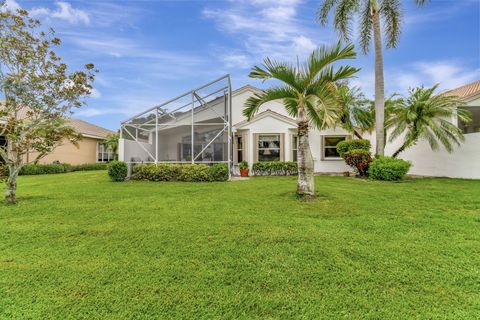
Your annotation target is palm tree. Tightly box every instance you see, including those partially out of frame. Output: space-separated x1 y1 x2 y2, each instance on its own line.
389 85 472 158
244 42 359 198
318 0 429 156
102 132 120 160
336 84 370 138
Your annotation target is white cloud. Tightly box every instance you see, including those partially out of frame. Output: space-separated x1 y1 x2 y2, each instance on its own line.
351 61 480 98
30 1 90 25
1 0 21 12
203 0 332 68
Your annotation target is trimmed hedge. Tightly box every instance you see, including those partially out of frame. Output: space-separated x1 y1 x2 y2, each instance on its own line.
108 161 128 182
131 163 229 182
0 163 110 176
368 157 411 181
20 163 70 175
337 139 371 158
252 161 298 176
71 163 108 171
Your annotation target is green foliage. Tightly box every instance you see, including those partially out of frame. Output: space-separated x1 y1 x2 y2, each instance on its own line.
132 163 228 182
337 139 371 158
252 161 298 176
108 161 128 182
0 8 96 204
13 163 107 176
20 163 71 175
71 163 108 171
208 163 229 182
179 164 211 182
238 161 248 170
101 133 119 159
343 149 372 177
368 157 412 181
389 84 472 157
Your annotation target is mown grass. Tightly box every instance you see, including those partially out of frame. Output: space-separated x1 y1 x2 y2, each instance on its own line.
0 171 479 319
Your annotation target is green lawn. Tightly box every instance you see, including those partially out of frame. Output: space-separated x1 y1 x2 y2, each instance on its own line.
1 171 479 319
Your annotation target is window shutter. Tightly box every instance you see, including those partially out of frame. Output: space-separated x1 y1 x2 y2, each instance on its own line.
280 133 285 161
253 133 258 163
320 136 325 161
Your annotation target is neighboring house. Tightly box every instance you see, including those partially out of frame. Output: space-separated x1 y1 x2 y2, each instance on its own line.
0 112 115 165
119 78 479 179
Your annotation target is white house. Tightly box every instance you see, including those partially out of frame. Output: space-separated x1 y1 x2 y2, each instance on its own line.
119 76 479 179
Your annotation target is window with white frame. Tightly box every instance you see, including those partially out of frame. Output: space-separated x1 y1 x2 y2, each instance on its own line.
292 135 298 162
97 143 114 163
258 134 280 161
323 136 347 159
236 135 243 163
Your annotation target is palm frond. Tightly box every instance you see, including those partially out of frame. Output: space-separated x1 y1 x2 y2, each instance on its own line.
317 0 340 26
333 0 359 41
305 42 357 85
381 0 402 49
249 58 303 90
243 86 297 120
359 0 373 54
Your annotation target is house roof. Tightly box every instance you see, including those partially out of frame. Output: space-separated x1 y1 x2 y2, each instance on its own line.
234 109 297 129
67 118 114 139
0 101 114 140
442 80 480 102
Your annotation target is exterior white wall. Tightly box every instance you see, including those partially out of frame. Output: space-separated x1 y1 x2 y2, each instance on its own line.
385 133 480 179
384 96 480 179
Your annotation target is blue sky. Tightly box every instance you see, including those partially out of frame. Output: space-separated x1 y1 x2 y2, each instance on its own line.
4 0 480 130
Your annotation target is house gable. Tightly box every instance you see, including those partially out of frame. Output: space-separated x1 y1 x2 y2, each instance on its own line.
234 109 297 130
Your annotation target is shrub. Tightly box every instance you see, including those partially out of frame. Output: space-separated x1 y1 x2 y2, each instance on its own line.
179 164 210 182
209 163 229 181
131 163 229 182
368 157 412 181
252 161 298 176
337 139 371 158
343 149 372 177
72 163 108 171
20 163 69 175
108 161 128 182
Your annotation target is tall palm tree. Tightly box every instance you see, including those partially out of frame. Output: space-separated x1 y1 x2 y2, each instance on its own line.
336 84 370 138
389 85 472 158
244 42 359 198
318 0 429 156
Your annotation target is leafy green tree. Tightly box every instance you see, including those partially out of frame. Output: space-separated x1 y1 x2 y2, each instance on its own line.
244 42 359 198
318 0 429 156
389 85 472 158
102 132 120 160
0 8 96 204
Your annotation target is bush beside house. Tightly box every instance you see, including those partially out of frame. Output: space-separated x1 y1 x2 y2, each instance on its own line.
108 161 128 182
131 163 229 182
368 157 411 181
337 139 372 177
252 161 298 176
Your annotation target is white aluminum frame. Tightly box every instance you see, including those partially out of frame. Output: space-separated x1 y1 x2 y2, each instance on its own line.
120 75 233 178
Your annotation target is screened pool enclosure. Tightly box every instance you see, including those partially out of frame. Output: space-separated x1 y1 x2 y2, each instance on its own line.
119 75 233 175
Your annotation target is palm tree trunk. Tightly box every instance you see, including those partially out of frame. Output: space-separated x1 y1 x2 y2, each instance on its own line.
297 108 315 199
372 6 385 156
